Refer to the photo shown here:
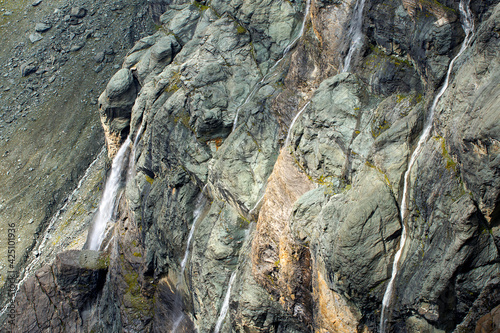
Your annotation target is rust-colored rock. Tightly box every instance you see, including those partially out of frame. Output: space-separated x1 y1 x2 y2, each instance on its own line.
313 263 367 333
402 0 458 24
251 149 315 325
475 305 500 333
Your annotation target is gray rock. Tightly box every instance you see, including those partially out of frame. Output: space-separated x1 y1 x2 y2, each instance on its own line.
29 32 43 43
93 51 105 63
150 35 179 63
35 22 51 32
70 42 85 52
20 63 38 76
70 7 87 18
32 0 42 6
105 68 134 100
160 4 200 45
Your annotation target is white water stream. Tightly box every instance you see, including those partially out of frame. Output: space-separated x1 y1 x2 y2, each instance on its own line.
341 0 366 73
285 101 310 147
88 123 144 251
379 2 474 331
213 270 238 333
171 192 207 333
87 137 131 251
215 3 312 328
232 0 311 131
180 194 206 274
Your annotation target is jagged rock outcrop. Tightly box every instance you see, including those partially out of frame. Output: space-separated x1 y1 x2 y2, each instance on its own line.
4 250 107 333
2 0 500 332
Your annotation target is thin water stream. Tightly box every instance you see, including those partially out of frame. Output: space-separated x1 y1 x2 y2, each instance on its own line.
341 0 366 73
214 3 312 328
171 192 207 333
285 101 310 147
213 270 238 333
379 1 474 331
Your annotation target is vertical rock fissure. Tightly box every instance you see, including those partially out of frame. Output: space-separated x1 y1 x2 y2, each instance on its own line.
379 1 475 331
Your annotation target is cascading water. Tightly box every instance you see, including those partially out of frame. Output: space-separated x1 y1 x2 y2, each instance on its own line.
171 192 207 333
180 194 207 275
86 137 131 251
379 2 474 331
213 270 237 333
285 101 310 147
341 0 366 73
87 123 145 251
232 0 311 131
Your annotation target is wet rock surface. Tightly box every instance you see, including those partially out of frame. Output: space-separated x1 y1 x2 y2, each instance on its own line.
1 0 500 332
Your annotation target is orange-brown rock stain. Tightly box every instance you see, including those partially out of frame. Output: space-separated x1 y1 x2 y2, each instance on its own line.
313 266 369 332
251 150 315 326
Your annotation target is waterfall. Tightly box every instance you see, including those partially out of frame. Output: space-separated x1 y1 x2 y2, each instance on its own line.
232 0 311 131
87 137 131 251
171 192 207 333
379 2 474 331
341 0 366 73
213 270 237 333
285 101 310 147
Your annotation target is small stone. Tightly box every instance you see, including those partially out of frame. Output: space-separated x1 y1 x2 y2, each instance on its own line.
35 22 51 32
70 7 87 18
29 32 43 43
69 17 81 25
104 47 114 55
93 51 105 63
70 42 85 52
21 63 37 76
32 0 42 6
63 14 70 22
3 11 12 16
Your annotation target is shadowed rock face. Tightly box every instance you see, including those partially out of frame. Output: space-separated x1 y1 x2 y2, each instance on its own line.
2 0 500 332
4 250 107 333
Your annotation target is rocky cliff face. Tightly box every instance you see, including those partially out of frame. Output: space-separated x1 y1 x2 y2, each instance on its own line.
1 0 499 332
